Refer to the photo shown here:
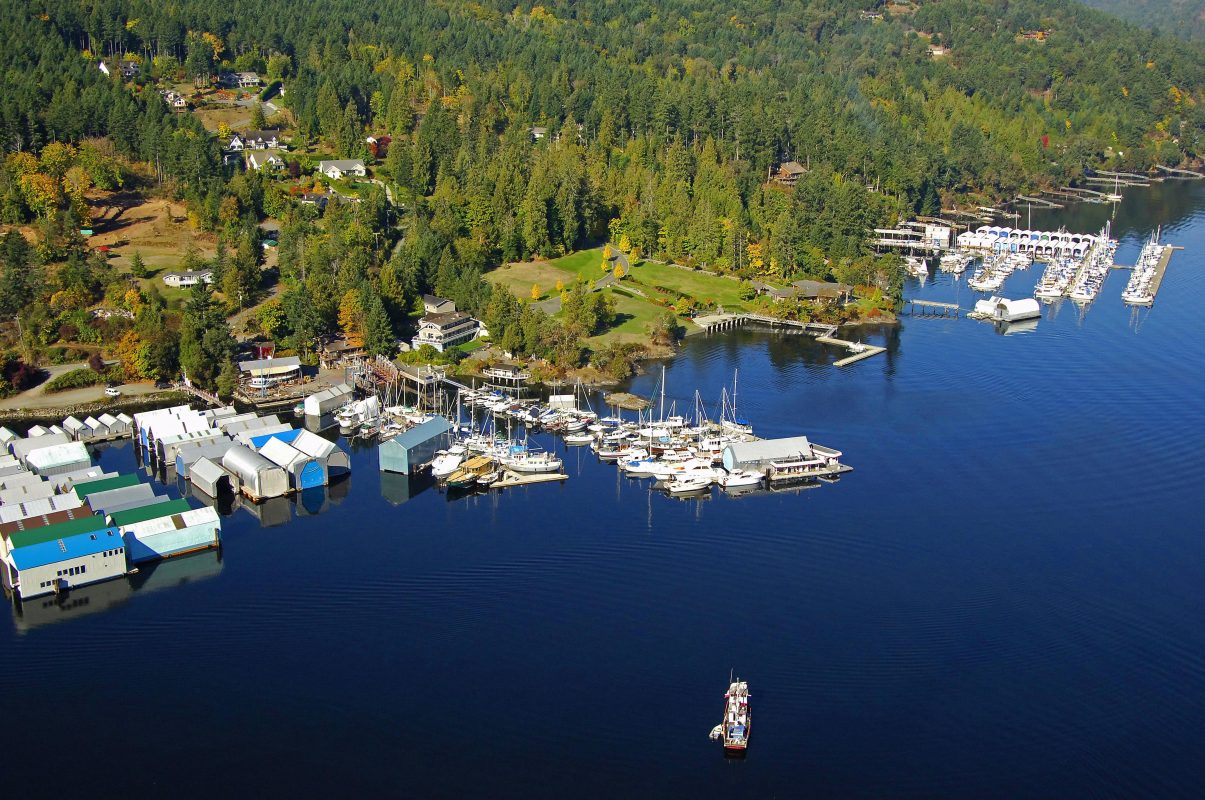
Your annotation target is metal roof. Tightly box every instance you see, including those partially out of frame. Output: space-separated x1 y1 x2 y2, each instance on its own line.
10 432 70 460
8 514 108 549
258 436 308 470
722 437 813 466
120 505 219 537
74 473 140 499
249 428 301 450
109 498 194 527
291 429 337 460
10 527 123 570
188 457 227 487
0 493 84 524
391 416 452 450
238 356 301 375
25 441 91 472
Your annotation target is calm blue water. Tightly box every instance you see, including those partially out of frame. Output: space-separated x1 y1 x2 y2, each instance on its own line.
3 182 1204 798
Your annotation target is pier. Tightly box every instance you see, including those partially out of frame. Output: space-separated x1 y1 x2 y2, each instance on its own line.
904 299 960 317
815 336 887 367
694 313 836 337
1156 165 1205 179
1015 195 1062 209
1146 246 1176 300
491 470 568 489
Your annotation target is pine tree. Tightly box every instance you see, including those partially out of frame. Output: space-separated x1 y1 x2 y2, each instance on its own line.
128 250 148 278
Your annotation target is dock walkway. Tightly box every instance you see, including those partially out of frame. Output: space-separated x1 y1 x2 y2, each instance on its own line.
1147 247 1176 300
904 299 960 317
492 470 568 489
816 336 887 367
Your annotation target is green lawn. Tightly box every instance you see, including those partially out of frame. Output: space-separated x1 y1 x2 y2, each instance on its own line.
588 288 668 345
626 260 748 310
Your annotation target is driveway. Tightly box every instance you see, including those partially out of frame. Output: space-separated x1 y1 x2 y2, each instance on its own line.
0 360 157 411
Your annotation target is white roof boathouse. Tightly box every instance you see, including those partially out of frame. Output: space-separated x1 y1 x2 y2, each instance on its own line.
222 445 289 501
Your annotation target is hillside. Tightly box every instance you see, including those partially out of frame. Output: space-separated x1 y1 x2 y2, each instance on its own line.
1081 0 1205 42
1 0 1204 390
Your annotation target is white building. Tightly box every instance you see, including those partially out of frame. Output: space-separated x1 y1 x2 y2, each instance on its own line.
411 311 480 352
3 527 127 600
246 150 285 171
162 270 214 288
318 159 367 180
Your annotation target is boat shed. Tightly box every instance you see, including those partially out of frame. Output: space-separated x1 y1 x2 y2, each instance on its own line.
113 413 134 436
235 423 294 447
176 441 236 478
222 445 289 500
0 454 22 477
0 427 15 446
118 504 221 564
62 416 89 441
85 484 165 516
52 468 115 493
217 413 273 435
190 457 239 498
48 425 67 438
74 473 140 501
24 441 92 476
157 428 227 463
722 437 818 473
304 383 354 417
248 427 302 449
973 296 1041 323
0 493 86 527
27 426 48 438
10 432 71 464
3 527 126 600
0 471 43 491
259 436 327 490
83 416 108 439
97 413 124 438
6 514 109 553
0 479 56 506
379 416 452 474
292 429 350 475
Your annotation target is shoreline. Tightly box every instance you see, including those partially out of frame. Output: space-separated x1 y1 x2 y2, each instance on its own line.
0 391 191 430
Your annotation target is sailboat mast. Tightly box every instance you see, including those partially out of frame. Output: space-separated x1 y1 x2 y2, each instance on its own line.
660 366 666 423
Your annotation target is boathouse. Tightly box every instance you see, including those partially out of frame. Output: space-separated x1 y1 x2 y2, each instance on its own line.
973 296 1041 323
25 441 92 476
189 457 239 498
258 436 327 491
222 445 289 500
303 383 354 417
379 416 452 474
722 437 819 472
3 526 126 600
113 501 221 563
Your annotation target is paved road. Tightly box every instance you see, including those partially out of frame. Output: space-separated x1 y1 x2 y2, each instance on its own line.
0 360 160 411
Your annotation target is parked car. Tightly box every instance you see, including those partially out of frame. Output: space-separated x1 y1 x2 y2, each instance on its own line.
104 387 121 397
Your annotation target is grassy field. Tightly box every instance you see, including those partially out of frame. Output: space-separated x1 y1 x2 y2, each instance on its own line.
487 247 748 344
588 289 665 345
628 261 747 310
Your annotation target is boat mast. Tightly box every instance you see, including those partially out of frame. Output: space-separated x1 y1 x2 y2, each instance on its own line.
659 365 666 424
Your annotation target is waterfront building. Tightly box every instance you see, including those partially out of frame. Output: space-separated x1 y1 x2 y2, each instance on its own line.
3 527 126 600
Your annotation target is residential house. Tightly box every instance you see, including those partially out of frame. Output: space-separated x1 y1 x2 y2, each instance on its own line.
529 126 548 140
860 10 884 21
120 59 140 78
318 160 366 180
754 280 851 304
773 161 808 186
411 311 480 352
242 130 282 150
162 270 214 288
927 44 949 57
237 72 262 88
246 150 285 171
422 295 456 314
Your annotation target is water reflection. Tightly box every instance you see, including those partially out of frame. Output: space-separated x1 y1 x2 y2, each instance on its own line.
12 549 223 633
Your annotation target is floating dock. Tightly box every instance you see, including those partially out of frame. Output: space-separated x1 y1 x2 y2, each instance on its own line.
816 337 887 367
491 470 568 489
1146 246 1176 301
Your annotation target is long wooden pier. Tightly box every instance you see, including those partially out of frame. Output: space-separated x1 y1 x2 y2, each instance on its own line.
904 299 960 317
1156 165 1205 179
695 313 836 337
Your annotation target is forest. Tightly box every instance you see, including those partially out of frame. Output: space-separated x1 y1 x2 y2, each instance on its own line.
0 0 1202 392
1081 0 1204 43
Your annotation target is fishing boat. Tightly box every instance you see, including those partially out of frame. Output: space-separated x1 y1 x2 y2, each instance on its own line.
716 677 750 754
564 432 595 445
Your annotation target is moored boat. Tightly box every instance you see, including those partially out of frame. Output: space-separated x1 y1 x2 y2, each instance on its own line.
719 678 750 754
